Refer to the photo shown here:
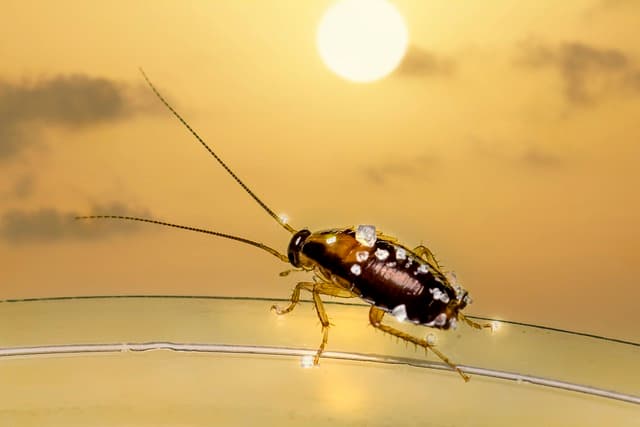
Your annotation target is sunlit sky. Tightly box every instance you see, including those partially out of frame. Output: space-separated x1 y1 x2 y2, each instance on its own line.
1 1 638 342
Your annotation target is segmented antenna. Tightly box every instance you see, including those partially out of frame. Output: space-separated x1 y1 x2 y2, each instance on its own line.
139 68 295 234
76 215 289 263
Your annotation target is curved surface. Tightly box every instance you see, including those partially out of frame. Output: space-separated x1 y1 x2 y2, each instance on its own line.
1 296 638 425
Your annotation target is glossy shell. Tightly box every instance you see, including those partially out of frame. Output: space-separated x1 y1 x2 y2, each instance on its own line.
291 227 468 329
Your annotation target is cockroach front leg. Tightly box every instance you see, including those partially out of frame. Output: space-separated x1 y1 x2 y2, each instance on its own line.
368 306 470 382
271 280 355 315
310 290 331 364
458 312 493 330
271 281 314 316
307 283 356 363
272 281 356 364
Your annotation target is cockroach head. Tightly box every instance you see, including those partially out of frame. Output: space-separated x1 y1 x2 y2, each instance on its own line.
455 290 471 310
447 288 473 325
438 288 473 329
444 274 473 311
288 229 312 267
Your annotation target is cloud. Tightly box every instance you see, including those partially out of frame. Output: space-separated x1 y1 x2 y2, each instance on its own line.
364 162 416 185
0 74 156 160
0 202 151 244
395 45 455 77
591 0 640 11
469 136 563 169
11 176 35 199
364 140 562 186
0 175 35 202
625 70 640 89
519 146 563 168
517 40 639 105
364 153 438 185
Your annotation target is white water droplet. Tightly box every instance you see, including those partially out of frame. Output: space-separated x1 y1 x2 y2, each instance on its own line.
301 355 314 368
391 304 408 322
356 251 369 262
426 333 437 345
350 264 362 276
355 224 377 247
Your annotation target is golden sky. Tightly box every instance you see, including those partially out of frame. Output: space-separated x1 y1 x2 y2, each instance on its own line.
1 0 639 342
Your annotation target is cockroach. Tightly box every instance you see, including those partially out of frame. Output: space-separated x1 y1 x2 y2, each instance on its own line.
78 69 490 381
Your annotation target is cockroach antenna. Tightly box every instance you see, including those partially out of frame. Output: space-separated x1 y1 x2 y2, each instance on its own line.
75 215 289 263
137 68 296 235
77 68 295 261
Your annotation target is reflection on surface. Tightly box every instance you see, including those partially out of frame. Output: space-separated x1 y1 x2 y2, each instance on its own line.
1 296 638 425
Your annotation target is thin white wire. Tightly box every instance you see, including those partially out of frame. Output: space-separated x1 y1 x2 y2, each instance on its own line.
1 342 638 405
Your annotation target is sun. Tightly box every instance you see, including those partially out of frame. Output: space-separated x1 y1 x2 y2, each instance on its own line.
316 0 409 83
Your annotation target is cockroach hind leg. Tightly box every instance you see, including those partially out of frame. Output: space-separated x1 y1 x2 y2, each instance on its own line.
368 306 470 382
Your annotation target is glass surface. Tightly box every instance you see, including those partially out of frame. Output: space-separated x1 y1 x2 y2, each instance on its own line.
1 296 638 426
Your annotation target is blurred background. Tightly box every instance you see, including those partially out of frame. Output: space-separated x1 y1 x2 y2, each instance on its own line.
1 0 638 342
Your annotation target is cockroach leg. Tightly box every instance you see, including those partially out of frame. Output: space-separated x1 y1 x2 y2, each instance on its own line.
271 281 315 315
375 231 398 242
310 290 331 364
272 280 356 364
413 245 442 269
307 283 358 363
311 282 357 299
271 282 327 362
271 280 355 315
458 312 492 330
368 306 470 382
